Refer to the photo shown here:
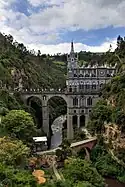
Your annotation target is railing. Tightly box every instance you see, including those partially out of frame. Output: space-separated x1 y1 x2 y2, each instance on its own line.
7 85 102 95
19 88 66 94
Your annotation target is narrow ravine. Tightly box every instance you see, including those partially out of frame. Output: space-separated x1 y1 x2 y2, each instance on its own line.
50 117 125 187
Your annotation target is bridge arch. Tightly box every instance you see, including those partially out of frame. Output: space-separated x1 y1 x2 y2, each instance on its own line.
21 93 68 138
77 147 91 160
27 95 42 105
46 94 68 106
47 95 68 142
26 95 43 129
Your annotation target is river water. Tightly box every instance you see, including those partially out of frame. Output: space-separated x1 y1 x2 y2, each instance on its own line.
50 115 66 149
105 178 125 187
50 116 125 187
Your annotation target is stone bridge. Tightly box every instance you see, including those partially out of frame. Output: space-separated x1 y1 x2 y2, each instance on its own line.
20 89 69 138
71 137 97 152
71 137 97 159
37 137 97 158
8 42 116 140
20 89 96 139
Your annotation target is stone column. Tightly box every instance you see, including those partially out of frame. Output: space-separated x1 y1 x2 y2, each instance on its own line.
85 114 89 127
42 104 49 136
78 96 80 108
77 115 80 128
67 114 74 140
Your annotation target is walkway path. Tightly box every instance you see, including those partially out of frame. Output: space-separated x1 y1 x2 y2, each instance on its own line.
37 137 97 155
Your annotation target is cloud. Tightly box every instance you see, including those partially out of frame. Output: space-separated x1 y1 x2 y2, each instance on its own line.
28 0 65 7
0 0 122 54
27 0 125 31
27 38 117 55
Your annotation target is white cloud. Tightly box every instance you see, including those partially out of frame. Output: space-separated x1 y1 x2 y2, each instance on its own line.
27 0 125 31
28 0 65 7
0 0 121 54
27 38 117 55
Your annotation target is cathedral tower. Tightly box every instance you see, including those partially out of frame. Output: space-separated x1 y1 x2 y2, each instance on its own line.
67 41 78 70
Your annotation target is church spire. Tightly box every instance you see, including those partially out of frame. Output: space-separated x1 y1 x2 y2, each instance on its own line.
71 40 74 53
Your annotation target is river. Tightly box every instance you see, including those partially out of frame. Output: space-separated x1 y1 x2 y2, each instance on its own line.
50 115 66 149
105 178 125 187
50 116 125 187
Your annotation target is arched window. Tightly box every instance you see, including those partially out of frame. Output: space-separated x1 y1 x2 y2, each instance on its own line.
100 83 103 88
92 82 96 89
73 115 77 129
74 85 77 92
43 95 46 100
85 74 90 77
79 74 83 78
89 110 92 113
85 82 90 89
79 85 82 90
80 97 84 107
73 97 78 106
87 97 92 106
74 74 77 78
69 86 72 92
80 115 85 127
82 84 84 89
79 84 84 90
92 74 96 77
107 74 111 77
81 110 84 113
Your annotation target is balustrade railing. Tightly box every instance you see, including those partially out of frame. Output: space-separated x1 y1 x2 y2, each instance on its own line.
2 85 102 94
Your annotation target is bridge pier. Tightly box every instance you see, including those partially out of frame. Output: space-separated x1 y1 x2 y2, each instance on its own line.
42 105 49 136
77 115 80 128
67 114 74 140
85 114 89 127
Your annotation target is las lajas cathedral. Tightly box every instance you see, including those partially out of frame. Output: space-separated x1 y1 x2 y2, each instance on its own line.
65 41 116 138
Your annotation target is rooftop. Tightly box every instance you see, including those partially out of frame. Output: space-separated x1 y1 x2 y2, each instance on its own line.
33 137 47 142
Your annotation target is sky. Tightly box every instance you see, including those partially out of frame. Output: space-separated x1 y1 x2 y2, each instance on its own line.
0 0 125 54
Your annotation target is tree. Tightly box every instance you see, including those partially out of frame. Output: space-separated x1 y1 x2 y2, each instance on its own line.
43 180 72 187
0 163 37 187
2 110 37 144
37 50 41 57
117 35 123 49
0 137 29 166
63 158 105 187
75 181 92 187
88 100 113 134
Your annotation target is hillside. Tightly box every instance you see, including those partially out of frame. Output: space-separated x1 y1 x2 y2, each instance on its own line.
0 33 112 126
88 36 125 177
0 33 67 91
1 33 125 186
0 32 112 92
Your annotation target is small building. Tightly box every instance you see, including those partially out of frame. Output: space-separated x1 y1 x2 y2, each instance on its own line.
33 136 48 152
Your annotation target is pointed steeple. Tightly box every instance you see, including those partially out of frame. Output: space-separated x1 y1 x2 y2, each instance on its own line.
67 40 78 69
71 40 74 53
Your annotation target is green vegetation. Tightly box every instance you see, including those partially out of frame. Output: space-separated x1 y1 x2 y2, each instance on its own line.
91 145 125 183
1 110 38 145
0 163 37 187
87 36 125 184
0 137 29 166
1 32 125 186
63 158 105 187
